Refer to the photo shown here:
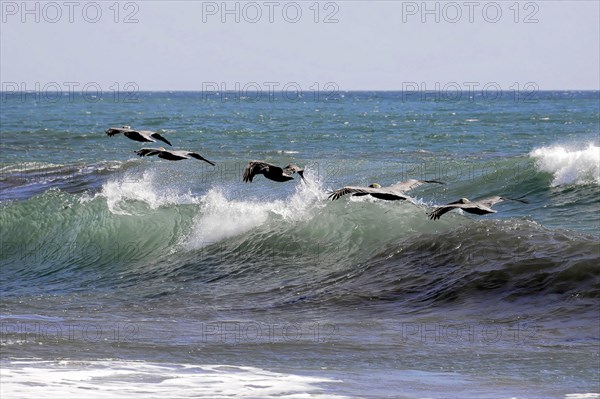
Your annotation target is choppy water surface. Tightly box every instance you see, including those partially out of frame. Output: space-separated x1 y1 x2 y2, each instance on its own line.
1 91 599 398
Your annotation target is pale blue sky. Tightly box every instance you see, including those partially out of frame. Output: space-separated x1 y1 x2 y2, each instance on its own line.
1 1 599 90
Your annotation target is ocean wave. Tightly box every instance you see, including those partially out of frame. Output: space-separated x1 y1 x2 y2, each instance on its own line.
1 161 598 306
530 143 600 186
262 219 600 310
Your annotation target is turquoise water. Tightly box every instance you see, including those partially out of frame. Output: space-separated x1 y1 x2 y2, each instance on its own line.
1 91 599 398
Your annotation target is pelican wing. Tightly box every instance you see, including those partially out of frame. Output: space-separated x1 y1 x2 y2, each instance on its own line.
369 189 413 201
428 204 465 220
389 179 445 192
150 132 172 146
328 186 369 201
243 161 279 182
106 127 132 136
475 196 504 209
188 152 216 166
328 186 411 201
135 148 163 157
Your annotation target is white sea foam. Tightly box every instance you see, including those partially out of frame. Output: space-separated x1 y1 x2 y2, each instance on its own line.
183 171 326 250
0 360 346 399
530 143 600 186
98 170 200 215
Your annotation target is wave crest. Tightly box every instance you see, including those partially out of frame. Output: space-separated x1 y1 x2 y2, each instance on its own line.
97 170 199 215
530 143 600 186
182 172 326 250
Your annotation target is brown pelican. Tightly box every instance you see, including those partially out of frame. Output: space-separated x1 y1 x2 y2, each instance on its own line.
243 160 306 183
328 179 445 201
428 196 528 220
106 126 172 146
135 148 215 166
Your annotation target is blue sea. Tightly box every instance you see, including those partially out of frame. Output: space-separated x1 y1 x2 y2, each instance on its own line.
1 91 599 398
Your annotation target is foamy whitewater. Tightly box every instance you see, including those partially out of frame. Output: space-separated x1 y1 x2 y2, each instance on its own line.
530 143 600 186
182 174 325 251
0 361 345 399
1 91 599 398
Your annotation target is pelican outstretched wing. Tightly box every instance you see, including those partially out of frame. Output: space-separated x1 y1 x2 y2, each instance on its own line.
475 196 504 209
243 161 279 182
427 204 464 220
429 195 528 220
389 179 445 192
328 186 412 201
149 132 172 146
188 152 215 166
328 186 370 201
135 148 163 157
106 127 132 136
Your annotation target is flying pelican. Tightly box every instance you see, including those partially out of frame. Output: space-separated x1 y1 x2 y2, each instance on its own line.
328 179 445 201
428 196 528 220
135 148 215 166
106 126 172 146
243 160 305 183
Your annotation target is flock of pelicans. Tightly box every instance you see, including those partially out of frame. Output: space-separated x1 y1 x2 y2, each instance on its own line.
106 126 529 220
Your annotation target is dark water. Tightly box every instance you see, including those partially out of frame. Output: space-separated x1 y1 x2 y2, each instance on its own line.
1 91 599 398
